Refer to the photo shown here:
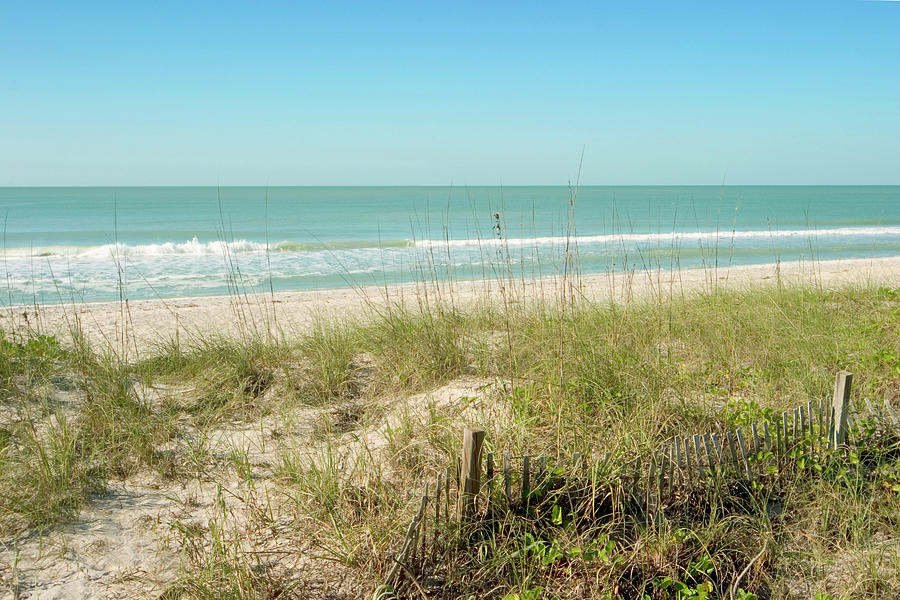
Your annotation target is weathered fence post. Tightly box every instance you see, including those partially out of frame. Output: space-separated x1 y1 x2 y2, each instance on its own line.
460 428 486 517
831 371 853 449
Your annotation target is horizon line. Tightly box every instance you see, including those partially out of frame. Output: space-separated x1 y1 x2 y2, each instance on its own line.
2 183 900 189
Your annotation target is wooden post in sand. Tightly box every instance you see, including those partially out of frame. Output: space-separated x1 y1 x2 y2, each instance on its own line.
831 371 853 449
460 428 486 517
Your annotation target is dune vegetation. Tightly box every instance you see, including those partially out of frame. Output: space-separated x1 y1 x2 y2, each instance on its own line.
1 276 899 599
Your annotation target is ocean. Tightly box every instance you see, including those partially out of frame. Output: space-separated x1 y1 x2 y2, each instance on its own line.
0 186 898 305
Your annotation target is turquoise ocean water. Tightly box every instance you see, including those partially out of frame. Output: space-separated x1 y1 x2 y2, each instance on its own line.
0 186 898 305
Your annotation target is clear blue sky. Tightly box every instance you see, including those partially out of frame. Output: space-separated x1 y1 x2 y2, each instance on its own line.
1 1 898 185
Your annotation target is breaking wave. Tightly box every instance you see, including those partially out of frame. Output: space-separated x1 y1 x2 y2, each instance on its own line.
5 226 899 260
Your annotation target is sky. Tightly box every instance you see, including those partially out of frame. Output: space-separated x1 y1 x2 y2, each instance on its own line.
1 1 899 186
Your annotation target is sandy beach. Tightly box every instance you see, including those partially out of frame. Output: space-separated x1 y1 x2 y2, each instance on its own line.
5 256 898 353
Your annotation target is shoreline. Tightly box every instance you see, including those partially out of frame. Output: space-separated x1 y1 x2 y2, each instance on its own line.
3 256 898 352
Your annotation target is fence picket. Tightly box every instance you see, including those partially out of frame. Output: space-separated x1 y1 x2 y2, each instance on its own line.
486 452 494 483
665 446 675 488
386 498 424 586
503 451 511 504
434 475 442 549
735 429 752 480
703 434 716 475
799 405 807 443
602 451 612 469
486 453 494 512
538 455 547 486
675 436 684 483
726 431 739 470
693 434 704 476
807 401 815 439
865 398 876 418
420 483 429 561
522 455 531 503
775 416 783 459
818 397 825 442
782 411 789 453
684 440 693 481
883 398 898 423
826 396 834 445
711 433 725 465
666 445 675 489
444 466 451 522
656 453 665 525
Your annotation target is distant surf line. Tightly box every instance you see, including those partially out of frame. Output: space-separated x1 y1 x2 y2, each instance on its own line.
4 226 899 260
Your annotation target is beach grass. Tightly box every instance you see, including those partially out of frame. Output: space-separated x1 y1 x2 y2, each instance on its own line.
1 279 899 598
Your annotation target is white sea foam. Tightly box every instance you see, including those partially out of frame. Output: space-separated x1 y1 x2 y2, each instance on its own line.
415 226 900 249
4 226 899 261
1 238 271 260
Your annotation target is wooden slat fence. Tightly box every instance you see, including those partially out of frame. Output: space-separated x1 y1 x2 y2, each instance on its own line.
380 371 897 594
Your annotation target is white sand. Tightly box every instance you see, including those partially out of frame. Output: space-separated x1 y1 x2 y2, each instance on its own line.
5 256 898 353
